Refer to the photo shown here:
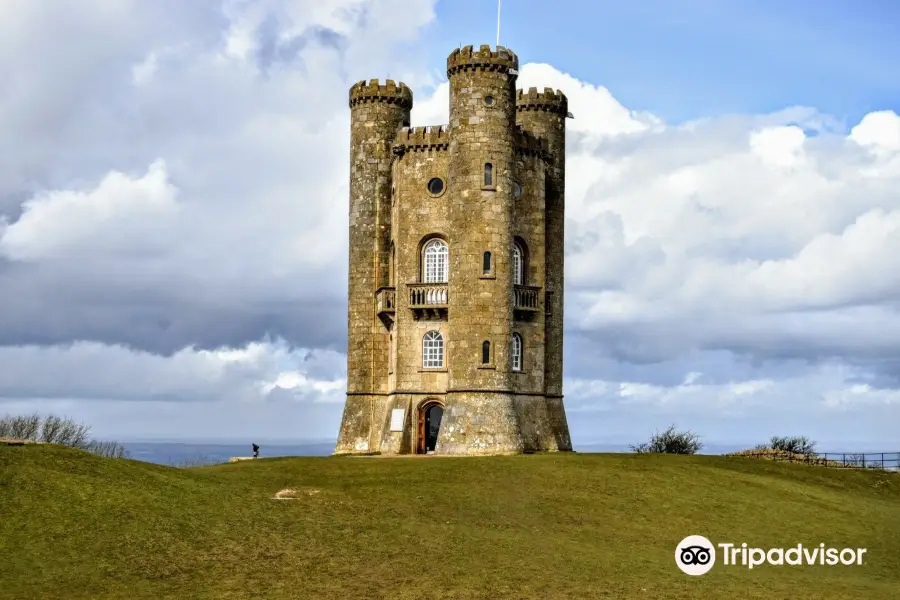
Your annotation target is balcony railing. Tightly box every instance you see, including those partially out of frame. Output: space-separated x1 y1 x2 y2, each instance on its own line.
409 283 448 307
408 282 448 320
375 286 396 327
376 287 395 313
514 285 541 315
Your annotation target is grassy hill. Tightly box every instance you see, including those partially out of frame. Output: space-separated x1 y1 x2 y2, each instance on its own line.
1 444 898 600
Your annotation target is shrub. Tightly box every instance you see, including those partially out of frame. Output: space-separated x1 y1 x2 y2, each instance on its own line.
630 424 703 455
0 414 42 440
84 440 130 459
0 413 129 459
767 435 817 455
845 453 867 468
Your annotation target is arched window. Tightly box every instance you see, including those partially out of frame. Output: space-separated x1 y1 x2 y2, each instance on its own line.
483 251 492 275
423 239 448 283
482 341 491 365
423 331 444 368
512 243 523 285
511 333 523 371
484 163 493 187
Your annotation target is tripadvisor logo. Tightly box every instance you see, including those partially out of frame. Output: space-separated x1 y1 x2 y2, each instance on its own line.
675 535 867 576
676 535 716 575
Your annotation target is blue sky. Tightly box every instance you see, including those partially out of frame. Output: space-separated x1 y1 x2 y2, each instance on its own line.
422 0 899 125
0 0 898 451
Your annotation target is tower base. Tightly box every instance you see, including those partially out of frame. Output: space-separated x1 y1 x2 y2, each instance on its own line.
333 392 572 456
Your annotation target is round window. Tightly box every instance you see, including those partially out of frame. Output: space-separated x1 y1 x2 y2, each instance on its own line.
427 177 445 196
484 95 494 106
513 182 522 197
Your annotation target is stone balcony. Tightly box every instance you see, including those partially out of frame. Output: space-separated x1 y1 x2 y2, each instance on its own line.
375 286 395 327
408 282 448 320
514 285 541 320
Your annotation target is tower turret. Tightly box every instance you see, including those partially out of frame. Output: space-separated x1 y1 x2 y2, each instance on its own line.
446 45 519 392
439 45 524 453
515 87 567 398
336 79 411 454
515 87 571 450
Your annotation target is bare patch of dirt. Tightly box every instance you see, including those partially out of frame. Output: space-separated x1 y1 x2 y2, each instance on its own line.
0 438 42 446
271 488 322 500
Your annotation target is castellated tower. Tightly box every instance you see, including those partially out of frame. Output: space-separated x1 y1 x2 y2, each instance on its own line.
335 45 572 455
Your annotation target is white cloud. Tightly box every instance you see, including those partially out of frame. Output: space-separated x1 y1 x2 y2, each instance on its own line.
749 125 806 168
517 63 662 138
823 384 900 408
1 160 179 261
0 3 894 447
0 338 344 405
850 110 900 151
131 52 160 86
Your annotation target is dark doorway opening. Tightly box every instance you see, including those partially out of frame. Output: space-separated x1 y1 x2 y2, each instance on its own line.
417 401 444 454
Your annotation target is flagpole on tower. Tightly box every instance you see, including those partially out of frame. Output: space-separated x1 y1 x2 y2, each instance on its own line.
496 0 502 47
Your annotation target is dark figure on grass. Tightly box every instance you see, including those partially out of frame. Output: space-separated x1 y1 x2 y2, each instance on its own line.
252 443 259 458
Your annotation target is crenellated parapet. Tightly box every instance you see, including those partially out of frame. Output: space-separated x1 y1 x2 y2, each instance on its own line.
516 87 568 116
514 127 550 161
447 45 519 77
349 78 413 109
391 125 450 156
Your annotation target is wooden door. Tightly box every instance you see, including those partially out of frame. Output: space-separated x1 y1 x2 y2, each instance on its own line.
416 408 426 454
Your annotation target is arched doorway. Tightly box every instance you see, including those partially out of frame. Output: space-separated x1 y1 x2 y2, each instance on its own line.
417 400 444 454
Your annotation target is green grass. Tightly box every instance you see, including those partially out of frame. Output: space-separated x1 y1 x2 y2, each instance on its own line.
1 445 898 600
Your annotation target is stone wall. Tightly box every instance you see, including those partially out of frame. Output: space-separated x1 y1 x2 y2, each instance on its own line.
512 150 546 396
445 45 518 395
516 86 572 451
436 392 523 455
515 87 567 400
346 80 411 397
392 135 451 397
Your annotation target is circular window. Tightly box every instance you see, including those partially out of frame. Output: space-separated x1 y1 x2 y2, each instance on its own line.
484 95 494 106
427 177 445 196
513 182 522 198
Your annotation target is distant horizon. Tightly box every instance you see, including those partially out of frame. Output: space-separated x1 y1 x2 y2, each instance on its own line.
115 437 897 453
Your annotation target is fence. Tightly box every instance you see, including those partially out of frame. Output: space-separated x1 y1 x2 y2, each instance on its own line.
733 451 900 471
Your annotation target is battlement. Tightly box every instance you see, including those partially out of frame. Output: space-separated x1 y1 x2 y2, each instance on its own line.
514 127 550 160
391 125 450 155
447 45 519 77
349 79 413 109
516 87 568 116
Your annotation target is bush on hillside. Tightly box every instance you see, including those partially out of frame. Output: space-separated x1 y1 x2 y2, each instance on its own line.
0 413 129 459
756 435 817 455
630 424 703 455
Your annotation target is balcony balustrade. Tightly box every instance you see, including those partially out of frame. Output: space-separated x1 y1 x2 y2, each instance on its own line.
375 286 396 327
514 285 541 320
408 282 448 320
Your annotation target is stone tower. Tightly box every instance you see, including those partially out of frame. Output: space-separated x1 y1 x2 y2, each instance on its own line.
335 45 572 455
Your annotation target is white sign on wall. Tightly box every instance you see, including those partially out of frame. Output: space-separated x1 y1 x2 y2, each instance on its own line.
390 408 405 432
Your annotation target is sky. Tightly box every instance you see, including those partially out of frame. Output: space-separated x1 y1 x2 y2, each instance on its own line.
1 0 899 451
